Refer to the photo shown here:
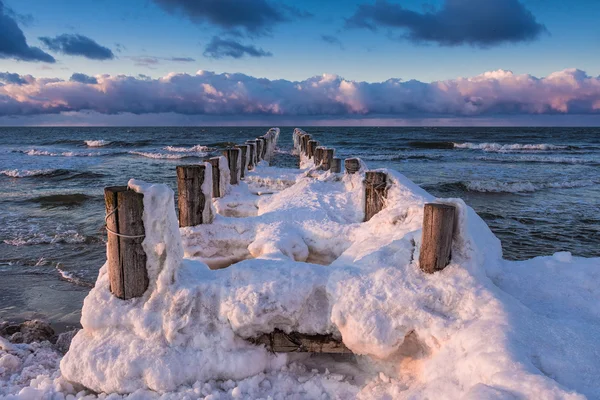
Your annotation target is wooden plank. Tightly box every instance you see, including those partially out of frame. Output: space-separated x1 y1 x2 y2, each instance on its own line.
104 186 148 300
419 203 456 274
364 171 387 222
250 329 352 353
176 165 208 227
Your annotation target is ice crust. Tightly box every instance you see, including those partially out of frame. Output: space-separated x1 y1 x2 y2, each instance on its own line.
3 129 599 399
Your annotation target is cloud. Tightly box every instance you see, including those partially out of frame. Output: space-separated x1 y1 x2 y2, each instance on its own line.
39 34 114 60
0 68 599 118
129 56 197 68
321 35 344 49
203 37 272 59
0 1 55 63
70 73 98 84
0 71 29 85
346 0 546 47
152 0 303 35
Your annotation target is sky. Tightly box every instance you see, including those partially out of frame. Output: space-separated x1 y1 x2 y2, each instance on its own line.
0 0 599 126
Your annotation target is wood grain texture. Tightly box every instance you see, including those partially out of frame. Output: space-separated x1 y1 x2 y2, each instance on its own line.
314 147 325 167
245 141 257 170
364 171 387 222
344 158 360 174
250 330 352 353
104 186 148 300
331 158 342 173
176 165 207 227
322 149 334 171
307 140 318 159
208 157 221 197
258 137 267 159
256 139 264 161
223 148 240 184
235 145 248 178
419 203 456 274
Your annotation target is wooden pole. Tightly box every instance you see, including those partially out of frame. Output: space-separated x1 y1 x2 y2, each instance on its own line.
256 139 264 162
176 165 209 227
223 148 240 185
235 145 248 178
302 135 311 156
104 186 148 300
208 157 221 198
246 141 257 170
419 203 456 274
364 171 387 222
345 158 360 174
258 137 267 160
308 140 318 159
314 147 325 167
331 158 342 173
322 149 334 171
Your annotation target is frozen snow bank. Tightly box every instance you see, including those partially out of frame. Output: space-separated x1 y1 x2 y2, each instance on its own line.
42 155 600 399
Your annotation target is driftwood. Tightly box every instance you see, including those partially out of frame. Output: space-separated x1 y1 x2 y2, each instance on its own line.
250 329 351 353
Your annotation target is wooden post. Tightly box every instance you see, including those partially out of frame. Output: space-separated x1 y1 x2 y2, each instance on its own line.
308 140 318 159
345 158 360 174
331 158 342 173
256 139 264 162
104 186 148 300
322 149 334 170
236 145 248 178
223 148 240 184
314 147 325 167
208 157 221 198
246 141 257 169
258 137 267 160
364 171 387 222
176 165 209 227
302 135 311 156
419 204 456 274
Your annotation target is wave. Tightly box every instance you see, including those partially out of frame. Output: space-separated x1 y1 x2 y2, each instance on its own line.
454 142 570 152
164 145 210 153
85 139 111 147
363 154 441 161
408 141 455 149
0 169 70 178
56 266 94 288
16 149 119 157
28 193 94 207
129 151 206 159
434 179 598 194
207 141 238 148
3 230 89 246
476 155 599 166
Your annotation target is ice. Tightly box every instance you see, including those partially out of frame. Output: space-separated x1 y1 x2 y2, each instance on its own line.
2 129 599 399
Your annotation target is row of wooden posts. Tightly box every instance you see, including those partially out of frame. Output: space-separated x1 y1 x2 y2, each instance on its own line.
102 129 456 352
294 129 457 275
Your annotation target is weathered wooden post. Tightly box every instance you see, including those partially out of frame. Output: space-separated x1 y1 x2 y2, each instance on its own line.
300 134 310 155
322 149 334 171
223 148 240 184
104 186 148 300
345 158 361 174
246 140 257 169
258 137 267 160
303 135 312 156
419 204 456 274
331 158 342 173
176 165 210 227
364 171 387 222
208 157 221 198
314 147 325 167
236 145 248 178
256 139 264 162
308 140 318 159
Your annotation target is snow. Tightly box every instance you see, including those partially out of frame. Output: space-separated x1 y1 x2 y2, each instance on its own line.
2 129 599 399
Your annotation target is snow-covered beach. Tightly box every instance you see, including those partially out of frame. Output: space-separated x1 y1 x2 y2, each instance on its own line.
1 128 599 399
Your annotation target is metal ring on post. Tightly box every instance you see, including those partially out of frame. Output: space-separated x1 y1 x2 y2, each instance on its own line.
104 208 146 239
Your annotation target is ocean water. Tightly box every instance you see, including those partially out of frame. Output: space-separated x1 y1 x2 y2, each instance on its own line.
0 126 598 329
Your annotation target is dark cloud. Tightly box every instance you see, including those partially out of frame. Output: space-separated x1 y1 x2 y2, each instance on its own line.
346 0 546 47
0 69 599 117
203 37 272 59
70 73 98 84
321 35 344 49
0 72 28 85
170 57 195 62
152 0 301 35
129 56 196 68
39 34 115 60
0 1 55 63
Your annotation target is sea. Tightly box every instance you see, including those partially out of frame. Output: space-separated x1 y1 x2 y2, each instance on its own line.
1 127 598 330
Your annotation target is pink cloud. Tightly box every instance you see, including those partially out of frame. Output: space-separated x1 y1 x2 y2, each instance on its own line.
1 68 599 118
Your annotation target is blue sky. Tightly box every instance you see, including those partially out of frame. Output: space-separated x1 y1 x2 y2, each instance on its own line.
1 0 599 125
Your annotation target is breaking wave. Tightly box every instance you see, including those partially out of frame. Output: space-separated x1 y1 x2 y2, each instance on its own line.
476 155 599 165
408 141 455 149
129 151 206 159
454 142 571 152
434 179 598 194
0 169 70 178
56 265 95 288
3 230 90 246
163 145 210 153
28 193 94 207
363 154 441 161
85 139 111 147
16 149 119 157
